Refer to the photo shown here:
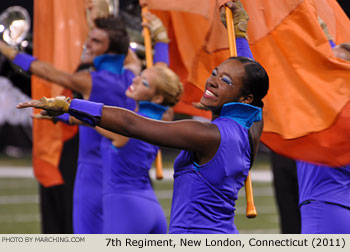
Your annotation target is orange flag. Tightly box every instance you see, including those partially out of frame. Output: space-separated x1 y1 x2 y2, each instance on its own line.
32 0 88 186
140 0 230 118
142 0 350 166
243 0 350 166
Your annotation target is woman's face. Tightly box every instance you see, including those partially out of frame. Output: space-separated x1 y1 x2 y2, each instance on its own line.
126 68 158 102
200 59 249 110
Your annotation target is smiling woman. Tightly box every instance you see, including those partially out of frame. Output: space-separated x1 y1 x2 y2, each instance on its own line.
16 0 269 234
199 57 268 116
17 54 269 234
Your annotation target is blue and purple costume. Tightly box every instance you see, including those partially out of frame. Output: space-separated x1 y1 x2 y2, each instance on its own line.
163 38 256 233
67 38 261 234
170 103 261 233
12 52 134 233
75 42 168 233
67 100 262 234
297 161 350 234
102 102 167 234
73 54 135 234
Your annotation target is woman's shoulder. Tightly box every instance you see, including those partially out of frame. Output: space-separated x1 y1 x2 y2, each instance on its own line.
213 117 249 155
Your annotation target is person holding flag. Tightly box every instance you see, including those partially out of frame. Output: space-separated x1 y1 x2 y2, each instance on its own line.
92 11 180 234
17 1 269 234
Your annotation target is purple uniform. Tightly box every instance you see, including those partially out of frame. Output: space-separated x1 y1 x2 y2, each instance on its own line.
170 103 261 233
73 55 135 234
102 102 167 234
297 161 350 234
67 101 261 234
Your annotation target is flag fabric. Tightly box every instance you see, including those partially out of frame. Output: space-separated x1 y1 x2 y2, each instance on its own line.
140 0 230 118
244 0 350 166
32 0 88 186
244 0 350 138
315 0 350 44
142 0 350 166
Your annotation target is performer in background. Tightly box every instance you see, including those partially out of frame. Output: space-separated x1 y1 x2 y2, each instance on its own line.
271 15 350 234
0 15 140 233
94 11 176 234
37 1 113 234
13 10 170 233
296 42 350 234
97 64 182 233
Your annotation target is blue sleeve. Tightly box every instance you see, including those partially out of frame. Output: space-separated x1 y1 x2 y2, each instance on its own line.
68 99 103 127
153 42 169 65
329 40 336 48
12 53 37 71
236 38 254 59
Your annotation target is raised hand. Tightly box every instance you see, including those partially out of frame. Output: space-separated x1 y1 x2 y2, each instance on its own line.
17 96 71 116
142 11 169 43
219 0 249 39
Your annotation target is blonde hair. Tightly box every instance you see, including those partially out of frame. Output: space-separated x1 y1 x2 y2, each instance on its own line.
152 66 183 107
92 0 112 18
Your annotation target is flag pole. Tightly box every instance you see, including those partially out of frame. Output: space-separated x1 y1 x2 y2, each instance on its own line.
225 6 237 57
225 6 257 218
141 5 164 180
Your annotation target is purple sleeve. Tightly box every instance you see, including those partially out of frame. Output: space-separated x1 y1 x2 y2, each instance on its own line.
68 99 103 127
236 38 254 59
154 42 169 65
12 53 37 71
53 113 70 124
329 40 336 48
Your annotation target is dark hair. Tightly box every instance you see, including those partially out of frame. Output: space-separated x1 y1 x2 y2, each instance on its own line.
94 15 129 55
228 56 269 108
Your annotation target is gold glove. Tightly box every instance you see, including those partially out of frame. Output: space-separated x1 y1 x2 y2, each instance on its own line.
143 12 170 43
220 1 249 39
318 17 333 41
39 96 70 116
17 96 71 116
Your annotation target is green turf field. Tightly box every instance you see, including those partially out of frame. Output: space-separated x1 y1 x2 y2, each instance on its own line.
0 151 280 234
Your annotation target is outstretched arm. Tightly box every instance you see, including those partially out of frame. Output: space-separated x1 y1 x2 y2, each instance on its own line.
17 98 220 163
0 41 92 97
29 60 92 97
98 105 219 155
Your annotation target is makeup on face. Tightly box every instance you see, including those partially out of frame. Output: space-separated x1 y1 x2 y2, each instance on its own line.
126 69 158 102
200 59 246 110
